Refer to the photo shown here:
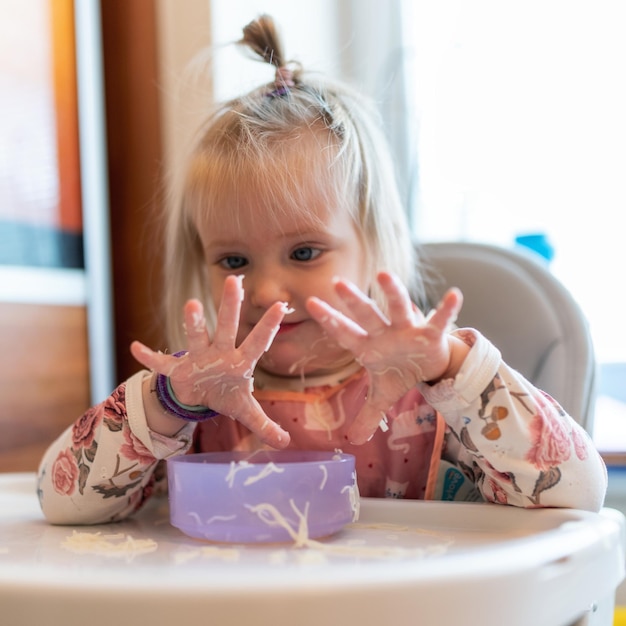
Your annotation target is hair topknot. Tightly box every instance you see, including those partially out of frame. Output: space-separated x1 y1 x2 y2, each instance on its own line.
240 14 287 69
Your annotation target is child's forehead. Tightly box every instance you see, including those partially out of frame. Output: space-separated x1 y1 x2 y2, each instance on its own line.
203 180 336 236
197 164 347 230
188 122 357 237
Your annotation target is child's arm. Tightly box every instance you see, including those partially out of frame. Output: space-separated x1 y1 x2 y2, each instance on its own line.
37 372 195 524
38 275 291 524
421 329 607 512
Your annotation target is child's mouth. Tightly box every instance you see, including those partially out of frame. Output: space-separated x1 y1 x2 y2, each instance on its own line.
277 321 303 335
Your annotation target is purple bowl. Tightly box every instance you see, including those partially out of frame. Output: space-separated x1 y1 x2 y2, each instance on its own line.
167 450 358 543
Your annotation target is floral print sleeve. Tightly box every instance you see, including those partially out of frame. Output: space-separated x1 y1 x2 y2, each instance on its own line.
37 371 195 524
421 329 607 512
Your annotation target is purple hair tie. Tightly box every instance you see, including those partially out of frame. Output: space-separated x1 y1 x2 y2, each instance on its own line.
155 351 218 422
266 65 295 98
267 85 290 98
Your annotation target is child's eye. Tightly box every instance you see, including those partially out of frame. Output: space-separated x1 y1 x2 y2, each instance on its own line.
219 255 248 270
291 247 321 262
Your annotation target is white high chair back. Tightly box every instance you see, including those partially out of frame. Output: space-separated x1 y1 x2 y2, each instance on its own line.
420 241 596 433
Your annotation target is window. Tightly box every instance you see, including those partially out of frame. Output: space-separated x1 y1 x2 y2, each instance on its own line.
401 0 626 453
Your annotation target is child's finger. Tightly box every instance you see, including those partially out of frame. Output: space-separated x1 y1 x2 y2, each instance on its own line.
347 405 387 446
183 299 210 353
130 340 156 370
212 275 244 350
332 278 390 335
130 340 176 376
425 288 463 333
239 300 288 359
306 296 367 352
231 401 291 449
376 271 415 327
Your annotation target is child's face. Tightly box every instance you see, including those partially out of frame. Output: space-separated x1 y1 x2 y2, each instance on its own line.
196 183 370 379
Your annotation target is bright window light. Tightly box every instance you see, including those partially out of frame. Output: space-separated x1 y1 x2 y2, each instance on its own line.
402 0 626 450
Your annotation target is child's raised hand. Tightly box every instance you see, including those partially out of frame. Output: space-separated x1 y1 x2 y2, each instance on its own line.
306 272 466 445
130 275 291 449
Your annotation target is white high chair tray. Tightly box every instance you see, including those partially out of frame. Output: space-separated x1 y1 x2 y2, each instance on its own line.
1 472 623 626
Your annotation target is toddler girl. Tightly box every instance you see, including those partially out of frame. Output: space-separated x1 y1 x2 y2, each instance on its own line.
38 15 606 524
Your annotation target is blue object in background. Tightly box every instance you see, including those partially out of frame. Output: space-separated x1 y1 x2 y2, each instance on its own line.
515 233 555 263
599 363 626 404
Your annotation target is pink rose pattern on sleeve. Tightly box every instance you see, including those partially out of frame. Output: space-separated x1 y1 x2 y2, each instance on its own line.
521 391 592 507
441 370 604 509
526 392 576 471
50 449 79 497
43 383 159 522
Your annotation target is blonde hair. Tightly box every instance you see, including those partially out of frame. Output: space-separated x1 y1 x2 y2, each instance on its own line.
163 15 423 349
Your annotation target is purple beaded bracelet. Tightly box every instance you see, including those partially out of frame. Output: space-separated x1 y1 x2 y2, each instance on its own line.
155 351 218 422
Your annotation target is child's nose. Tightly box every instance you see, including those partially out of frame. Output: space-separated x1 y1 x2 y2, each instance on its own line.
248 271 291 309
